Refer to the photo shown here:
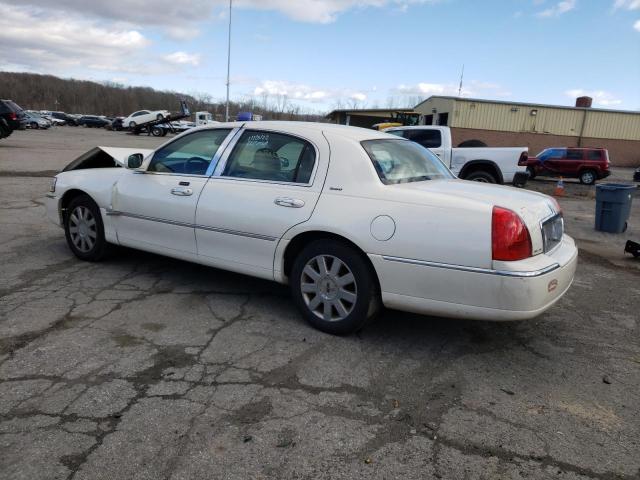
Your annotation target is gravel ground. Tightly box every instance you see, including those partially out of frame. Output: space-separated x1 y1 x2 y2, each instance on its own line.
1 127 639 480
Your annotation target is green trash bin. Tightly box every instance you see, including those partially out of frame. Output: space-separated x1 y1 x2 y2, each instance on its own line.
595 183 636 233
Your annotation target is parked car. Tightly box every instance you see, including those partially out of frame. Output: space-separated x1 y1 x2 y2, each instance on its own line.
384 126 528 185
46 122 577 334
523 147 611 185
122 109 170 129
39 112 66 126
24 111 51 129
0 99 27 136
106 117 125 131
78 115 110 128
50 111 78 126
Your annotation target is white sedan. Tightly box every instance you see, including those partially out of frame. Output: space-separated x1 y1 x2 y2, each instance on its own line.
122 109 170 129
46 122 577 334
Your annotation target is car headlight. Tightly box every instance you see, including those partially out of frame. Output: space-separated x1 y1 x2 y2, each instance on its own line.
49 177 57 193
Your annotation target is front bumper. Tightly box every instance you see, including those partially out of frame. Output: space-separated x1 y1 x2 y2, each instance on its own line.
370 235 578 321
45 193 62 227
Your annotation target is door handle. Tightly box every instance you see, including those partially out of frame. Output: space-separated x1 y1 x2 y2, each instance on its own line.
171 187 193 196
274 197 305 208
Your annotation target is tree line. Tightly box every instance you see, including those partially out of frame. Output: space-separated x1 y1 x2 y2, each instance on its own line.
0 71 326 122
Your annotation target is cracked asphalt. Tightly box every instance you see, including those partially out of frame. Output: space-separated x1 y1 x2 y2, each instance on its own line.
1 128 639 480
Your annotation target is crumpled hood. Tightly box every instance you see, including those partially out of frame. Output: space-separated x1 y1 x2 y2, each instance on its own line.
97 146 154 167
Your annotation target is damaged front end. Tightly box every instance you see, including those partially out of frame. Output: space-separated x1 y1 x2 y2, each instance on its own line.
62 146 154 171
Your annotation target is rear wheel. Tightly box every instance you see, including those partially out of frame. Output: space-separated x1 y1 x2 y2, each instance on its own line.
129 121 137 129
465 170 497 183
579 169 596 185
30 122 38 129
64 195 110 261
526 166 536 179
156 113 164 121
290 240 380 335
151 126 163 136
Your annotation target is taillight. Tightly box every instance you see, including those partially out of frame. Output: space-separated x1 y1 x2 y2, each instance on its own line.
517 152 528 166
9 112 17 121
492 206 532 261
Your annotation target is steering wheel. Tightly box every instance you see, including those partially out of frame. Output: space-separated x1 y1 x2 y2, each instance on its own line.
185 157 209 175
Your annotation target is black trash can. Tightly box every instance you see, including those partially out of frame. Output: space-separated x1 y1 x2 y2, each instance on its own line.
595 183 636 233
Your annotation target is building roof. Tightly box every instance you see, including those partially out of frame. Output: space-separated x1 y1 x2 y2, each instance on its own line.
414 96 640 116
325 108 416 118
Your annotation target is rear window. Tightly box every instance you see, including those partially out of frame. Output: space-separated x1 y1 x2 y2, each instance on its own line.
361 139 453 184
386 129 442 149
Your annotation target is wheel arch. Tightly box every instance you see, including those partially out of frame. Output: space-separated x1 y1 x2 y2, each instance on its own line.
458 160 504 184
59 188 94 222
279 230 381 292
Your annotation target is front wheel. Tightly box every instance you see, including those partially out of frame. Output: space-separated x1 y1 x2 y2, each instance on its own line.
30 122 39 129
290 240 380 335
579 170 596 185
64 195 110 261
129 121 137 129
156 113 164 121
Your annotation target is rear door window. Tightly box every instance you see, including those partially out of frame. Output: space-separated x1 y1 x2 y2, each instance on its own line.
566 149 583 160
405 129 442 148
223 130 316 184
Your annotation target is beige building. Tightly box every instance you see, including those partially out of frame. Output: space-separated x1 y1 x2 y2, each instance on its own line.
327 96 640 167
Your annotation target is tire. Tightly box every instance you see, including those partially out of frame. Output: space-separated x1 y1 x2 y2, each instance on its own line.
64 194 111 262
156 113 164 121
457 139 488 148
526 166 536 179
290 240 380 335
30 122 38 129
579 169 596 185
465 170 497 183
129 121 137 129
151 126 163 137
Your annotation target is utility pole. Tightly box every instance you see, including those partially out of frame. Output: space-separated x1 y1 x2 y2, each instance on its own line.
457 64 464 97
225 0 232 122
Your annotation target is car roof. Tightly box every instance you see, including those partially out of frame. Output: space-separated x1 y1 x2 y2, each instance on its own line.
198 121 396 141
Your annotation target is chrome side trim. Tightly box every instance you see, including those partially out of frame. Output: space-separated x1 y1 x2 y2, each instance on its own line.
108 210 276 242
381 255 560 278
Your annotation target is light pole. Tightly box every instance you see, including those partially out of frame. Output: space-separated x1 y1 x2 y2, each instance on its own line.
225 0 232 122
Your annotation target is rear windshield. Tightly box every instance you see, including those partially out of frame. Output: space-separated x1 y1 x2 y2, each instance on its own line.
361 139 453 184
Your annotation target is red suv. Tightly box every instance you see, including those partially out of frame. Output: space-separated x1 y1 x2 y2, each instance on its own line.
521 147 611 185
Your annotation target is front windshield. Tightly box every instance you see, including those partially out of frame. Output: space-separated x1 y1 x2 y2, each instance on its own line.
361 139 454 184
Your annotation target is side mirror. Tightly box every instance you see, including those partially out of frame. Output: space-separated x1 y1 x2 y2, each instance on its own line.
127 153 144 169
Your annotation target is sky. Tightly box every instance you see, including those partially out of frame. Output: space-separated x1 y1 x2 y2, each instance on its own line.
1 0 639 113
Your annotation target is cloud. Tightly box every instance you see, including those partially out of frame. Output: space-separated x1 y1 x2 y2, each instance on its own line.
252 80 366 104
391 80 511 99
565 89 623 107
163 51 202 66
15 0 441 26
613 0 640 10
635 19 640 30
0 3 151 74
537 0 576 17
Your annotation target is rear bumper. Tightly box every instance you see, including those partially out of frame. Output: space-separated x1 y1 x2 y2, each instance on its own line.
370 235 578 321
600 170 611 179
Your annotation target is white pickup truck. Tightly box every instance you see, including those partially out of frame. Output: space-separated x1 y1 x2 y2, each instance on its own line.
384 126 528 185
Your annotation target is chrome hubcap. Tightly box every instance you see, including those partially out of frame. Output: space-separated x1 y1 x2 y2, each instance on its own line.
68 206 97 253
301 255 357 322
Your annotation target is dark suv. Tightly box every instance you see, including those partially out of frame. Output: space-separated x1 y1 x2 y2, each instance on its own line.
522 147 611 185
51 111 78 126
0 99 27 139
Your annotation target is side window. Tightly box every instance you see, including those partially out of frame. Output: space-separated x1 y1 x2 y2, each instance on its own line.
406 129 442 148
132 111 143 117
386 130 406 138
223 130 316 184
566 149 583 160
587 150 602 160
148 129 231 175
